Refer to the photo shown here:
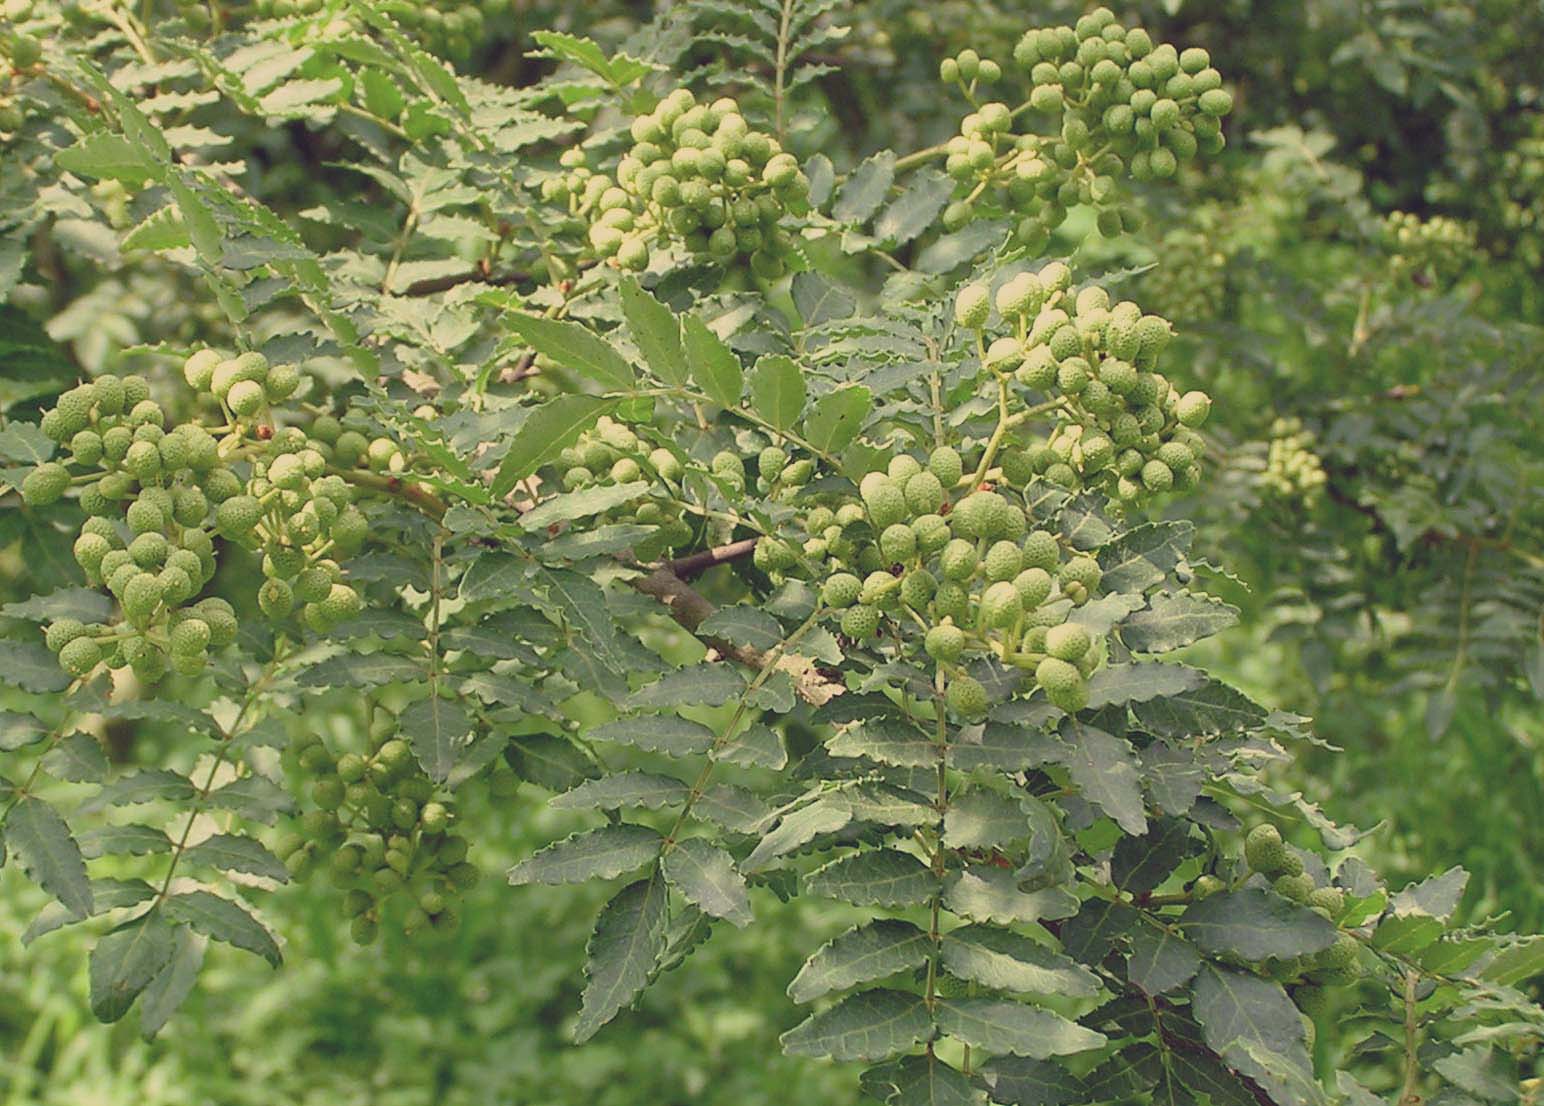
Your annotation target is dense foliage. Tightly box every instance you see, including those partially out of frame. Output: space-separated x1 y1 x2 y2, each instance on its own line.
2 1 1542 1103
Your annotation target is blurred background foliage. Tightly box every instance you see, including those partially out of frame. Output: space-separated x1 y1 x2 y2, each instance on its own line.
2 0 1542 1102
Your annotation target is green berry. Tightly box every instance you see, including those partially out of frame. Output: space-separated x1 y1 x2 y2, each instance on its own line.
59 636 103 676
44 618 87 653
216 495 262 539
227 380 265 418
954 282 991 330
879 523 917 564
1045 622 1091 661
940 538 979 582
21 463 69 507
979 581 1023 629
821 572 862 609
184 349 222 391
122 573 163 627
927 446 963 489
1013 567 1053 608
1059 556 1101 593
840 604 881 640
904 471 946 516
1035 656 1087 712
1244 824 1287 875
924 622 965 664
1274 872 1315 904
258 578 295 620
983 540 1023 582
946 674 988 719
169 617 211 657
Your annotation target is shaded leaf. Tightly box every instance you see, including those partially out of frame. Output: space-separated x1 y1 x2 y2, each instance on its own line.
575 874 668 1042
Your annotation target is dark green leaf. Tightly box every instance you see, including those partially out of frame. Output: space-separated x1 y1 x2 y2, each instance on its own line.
5 797 92 919
89 911 178 1022
508 824 662 885
618 278 686 385
803 385 871 454
941 925 1100 997
575 873 668 1042
1126 925 1202 995
139 925 205 1038
505 313 634 391
551 771 689 811
788 920 930 1004
804 849 938 908
1191 966 1325 1106
873 170 953 246
1055 723 1147 836
935 999 1105 1059
163 891 281 967
492 395 617 495
399 695 474 784
1181 889 1337 962
1123 592 1239 653
661 838 752 927
0 639 70 693
589 715 717 757
748 355 806 431
833 151 897 224
181 833 289 883
781 987 932 1061
682 314 744 408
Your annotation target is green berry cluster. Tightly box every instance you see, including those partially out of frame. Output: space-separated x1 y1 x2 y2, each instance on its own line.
276 707 477 944
813 445 1107 718
939 8 1232 249
24 374 243 682
1382 210 1475 288
1260 417 1326 503
178 350 371 634
1143 226 1229 321
555 417 695 561
959 264 1213 502
1243 824 1362 984
545 88 810 277
18 349 387 680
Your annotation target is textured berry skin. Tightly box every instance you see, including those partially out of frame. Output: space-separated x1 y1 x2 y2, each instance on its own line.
979 581 1023 629
1244 824 1289 876
21 463 70 507
1045 622 1091 661
1035 656 1087 712
860 571 900 609
940 539 979 582
928 446 964 489
904 471 946 516
879 523 918 564
822 572 862 609
1059 556 1102 593
983 540 1024 582
1273 872 1315 903
59 636 103 676
899 568 936 609
924 622 965 664
1013 567 1053 608
862 479 908 530
954 282 991 329
840 604 881 640
946 674 988 719
1021 531 1060 572
216 495 262 538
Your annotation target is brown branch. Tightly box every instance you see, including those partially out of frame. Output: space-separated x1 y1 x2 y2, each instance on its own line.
631 564 842 706
338 471 837 703
402 265 531 297
666 538 759 581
